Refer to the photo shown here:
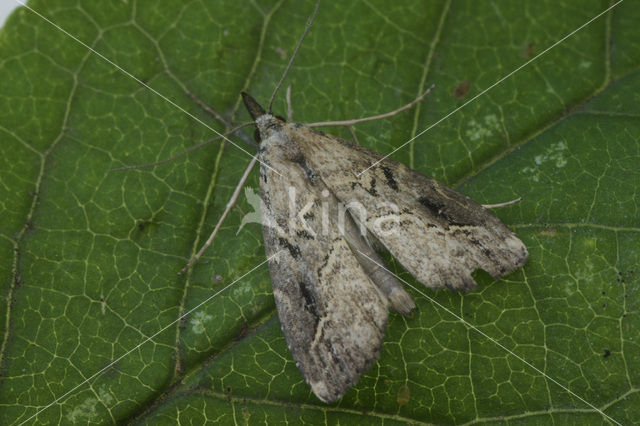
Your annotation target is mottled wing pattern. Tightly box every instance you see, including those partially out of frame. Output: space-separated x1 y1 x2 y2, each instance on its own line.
294 125 528 291
258 134 389 403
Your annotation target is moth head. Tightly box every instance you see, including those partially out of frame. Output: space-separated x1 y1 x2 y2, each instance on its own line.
242 92 287 144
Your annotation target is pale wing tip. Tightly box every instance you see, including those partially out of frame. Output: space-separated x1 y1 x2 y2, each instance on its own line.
310 380 340 403
502 234 529 272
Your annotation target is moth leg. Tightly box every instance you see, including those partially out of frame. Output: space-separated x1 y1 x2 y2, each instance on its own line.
347 126 361 146
482 197 522 209
306 84 435 128
178 155 258 275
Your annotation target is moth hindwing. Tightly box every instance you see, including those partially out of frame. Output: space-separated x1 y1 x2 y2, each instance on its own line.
242 92 528 403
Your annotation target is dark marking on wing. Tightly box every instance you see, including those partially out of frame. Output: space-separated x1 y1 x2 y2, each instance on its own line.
418 196 466 227
467 234 492 257
261 192 271 210
292 154 317 184
349 179 378 197
453 228 508 273
279 238 301 259
298 280 320 326
317 244 336 279
302 164 317 184
366 178 378 197
297 230 315 239
380 165 399 191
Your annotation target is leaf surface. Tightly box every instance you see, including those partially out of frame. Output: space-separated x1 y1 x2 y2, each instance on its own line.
0 0 638 424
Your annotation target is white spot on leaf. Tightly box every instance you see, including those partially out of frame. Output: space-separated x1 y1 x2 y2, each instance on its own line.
66 386 113 422
522 141 568 182
465 114 499 141
534 141 567 168
190 311 213 334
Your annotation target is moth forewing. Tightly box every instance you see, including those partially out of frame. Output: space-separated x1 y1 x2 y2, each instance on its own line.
242 92 528 402
250 99 390 402
290 124 529 290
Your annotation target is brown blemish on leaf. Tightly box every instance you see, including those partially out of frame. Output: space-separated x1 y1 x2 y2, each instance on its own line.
454 80 471 99
539 228 557 236
521 42 537 59
397 384 410 406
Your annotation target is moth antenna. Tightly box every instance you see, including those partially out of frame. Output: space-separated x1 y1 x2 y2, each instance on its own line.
306 84 435 127
482 197 522 209
267 0 321 113
347 126 360 145
110 123 253 172
286 85 294 122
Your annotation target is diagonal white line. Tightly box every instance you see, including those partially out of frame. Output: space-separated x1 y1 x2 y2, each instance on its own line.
13 0 283 177
18 253 278 425
357 0 624 177
356 250 622 426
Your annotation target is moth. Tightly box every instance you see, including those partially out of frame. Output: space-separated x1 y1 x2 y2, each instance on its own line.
239 91 528 402
134 0 530 404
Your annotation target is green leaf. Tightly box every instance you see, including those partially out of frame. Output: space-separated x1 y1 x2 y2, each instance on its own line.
1 0 638 424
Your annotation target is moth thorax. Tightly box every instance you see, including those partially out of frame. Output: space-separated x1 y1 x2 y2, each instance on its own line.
254 114 286 141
